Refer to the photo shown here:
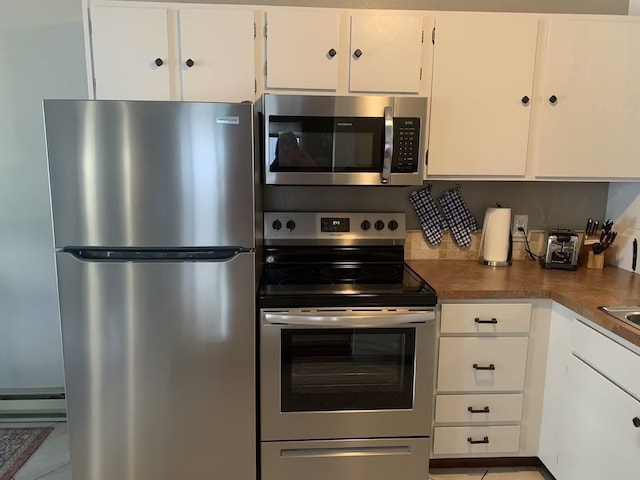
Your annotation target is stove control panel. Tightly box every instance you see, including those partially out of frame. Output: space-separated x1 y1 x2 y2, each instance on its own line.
264 212 406 242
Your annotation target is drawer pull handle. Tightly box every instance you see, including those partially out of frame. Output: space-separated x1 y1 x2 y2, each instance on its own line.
468 406 490 413
473 363 496 371
467 436 489 445
475 317 498 324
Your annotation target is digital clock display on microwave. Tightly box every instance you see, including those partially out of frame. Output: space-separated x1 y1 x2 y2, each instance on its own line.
321 217 350 233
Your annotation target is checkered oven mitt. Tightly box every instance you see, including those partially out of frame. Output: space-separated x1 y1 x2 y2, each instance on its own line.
438 187 478 248
409 185 447 246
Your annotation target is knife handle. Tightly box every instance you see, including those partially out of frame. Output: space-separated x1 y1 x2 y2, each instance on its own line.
585 218 593 236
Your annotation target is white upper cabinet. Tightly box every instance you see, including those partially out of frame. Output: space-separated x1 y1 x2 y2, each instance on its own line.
533 18 640 178
349 14 424 93
179 9 255 102
264 9 429 94
91 6 171 100
88 4 255 102
265 10 340 90
427 14 539 176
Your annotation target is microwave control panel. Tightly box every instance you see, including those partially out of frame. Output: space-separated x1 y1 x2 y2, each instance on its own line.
392 118 420 173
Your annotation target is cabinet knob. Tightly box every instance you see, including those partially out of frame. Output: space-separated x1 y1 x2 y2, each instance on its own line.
633 417 640 428
154 58 164 67
549 95 558 105
353 48 363 58
521 96 530 105
328 48 337 58
185 58 194 68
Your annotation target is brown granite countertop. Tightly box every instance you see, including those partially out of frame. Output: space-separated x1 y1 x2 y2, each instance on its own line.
407 259 640 347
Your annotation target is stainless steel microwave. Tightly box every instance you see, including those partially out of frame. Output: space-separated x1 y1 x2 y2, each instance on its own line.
260 94 428 186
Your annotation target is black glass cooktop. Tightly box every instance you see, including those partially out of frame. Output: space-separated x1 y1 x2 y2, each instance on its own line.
258 246 437 308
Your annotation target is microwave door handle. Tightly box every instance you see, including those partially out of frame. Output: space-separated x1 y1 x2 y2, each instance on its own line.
381 105 393 184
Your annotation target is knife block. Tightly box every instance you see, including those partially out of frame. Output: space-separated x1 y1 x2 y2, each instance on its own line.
587 250 605 269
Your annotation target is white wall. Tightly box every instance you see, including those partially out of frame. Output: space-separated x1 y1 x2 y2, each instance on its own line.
631 0 640 15
0 0 87 388
605 184 640 273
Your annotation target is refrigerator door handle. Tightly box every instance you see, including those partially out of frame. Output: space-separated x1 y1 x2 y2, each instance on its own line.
64 248 250 262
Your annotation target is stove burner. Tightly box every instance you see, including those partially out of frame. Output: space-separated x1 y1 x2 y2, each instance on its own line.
279 277 335 291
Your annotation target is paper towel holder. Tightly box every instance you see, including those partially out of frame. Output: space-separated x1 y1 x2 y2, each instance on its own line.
478 204 513 267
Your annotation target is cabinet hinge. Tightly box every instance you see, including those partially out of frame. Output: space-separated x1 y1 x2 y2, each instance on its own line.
264 23 267 38
420 67 423 80
88 18 92 35
254 22 256 39
264 62 267 76
421 29 424 44
432 27 436 44
425 149 429 166
255 79 257 94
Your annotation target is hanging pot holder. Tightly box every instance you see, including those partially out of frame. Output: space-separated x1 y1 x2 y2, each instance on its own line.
409 185 447 246
438 187 478 248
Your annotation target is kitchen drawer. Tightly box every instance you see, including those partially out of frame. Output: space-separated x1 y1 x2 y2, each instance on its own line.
434 393 524 424
572 320 640 399
261 438 430 480
440 303 532 334
433 425 521 455
437 337 529 392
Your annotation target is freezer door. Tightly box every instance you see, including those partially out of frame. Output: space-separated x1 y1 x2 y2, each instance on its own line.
56 251 256 480
44 100 255 248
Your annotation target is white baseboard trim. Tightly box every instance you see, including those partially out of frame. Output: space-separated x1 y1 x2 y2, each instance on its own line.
0 388 66 421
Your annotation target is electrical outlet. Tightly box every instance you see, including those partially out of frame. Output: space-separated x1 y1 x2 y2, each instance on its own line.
513 214 528 238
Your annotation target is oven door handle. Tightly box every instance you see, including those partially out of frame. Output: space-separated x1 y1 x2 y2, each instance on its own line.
381 105 393 184
263 311 434 327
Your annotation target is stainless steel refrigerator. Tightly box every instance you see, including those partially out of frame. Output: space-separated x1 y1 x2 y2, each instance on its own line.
43 100 257 480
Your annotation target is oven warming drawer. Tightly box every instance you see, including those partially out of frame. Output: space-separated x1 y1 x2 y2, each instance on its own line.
261 438 429 480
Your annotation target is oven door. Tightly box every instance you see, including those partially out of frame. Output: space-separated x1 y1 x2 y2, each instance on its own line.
260 308 436 441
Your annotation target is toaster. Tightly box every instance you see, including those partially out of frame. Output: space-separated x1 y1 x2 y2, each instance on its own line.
542 229 579 270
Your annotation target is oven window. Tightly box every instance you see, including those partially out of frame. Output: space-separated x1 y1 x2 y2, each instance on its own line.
267 116 383 173
281 328 415 412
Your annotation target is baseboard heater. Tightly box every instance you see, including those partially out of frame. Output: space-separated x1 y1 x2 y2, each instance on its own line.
0 389 66 421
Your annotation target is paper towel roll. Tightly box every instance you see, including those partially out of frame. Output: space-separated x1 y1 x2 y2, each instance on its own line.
480 207 512 263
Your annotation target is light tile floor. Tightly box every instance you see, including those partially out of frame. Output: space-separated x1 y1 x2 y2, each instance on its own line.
7 423 552 480
5 422 70 480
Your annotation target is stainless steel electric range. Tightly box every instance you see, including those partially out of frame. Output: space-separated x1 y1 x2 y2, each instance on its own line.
258 212 437 480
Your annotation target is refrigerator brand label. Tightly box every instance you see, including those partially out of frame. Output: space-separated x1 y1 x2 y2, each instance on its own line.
216 116 240 125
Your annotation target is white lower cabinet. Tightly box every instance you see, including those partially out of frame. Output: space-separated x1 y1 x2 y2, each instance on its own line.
433 302 533 457
433 425 521 455
434 394 524 424
437 337 528 392
539 309 640 479
560 354 640 480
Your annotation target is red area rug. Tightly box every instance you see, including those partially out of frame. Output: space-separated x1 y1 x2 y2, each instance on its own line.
0 427 53 480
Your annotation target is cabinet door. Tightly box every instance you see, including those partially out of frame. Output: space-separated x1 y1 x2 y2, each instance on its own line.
535 19 640 178
179 9 255 102
427 14 538 176
90 6 171 100
265 10 340 90
538 304 573 478
349 15 424 93
561 355 640 480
